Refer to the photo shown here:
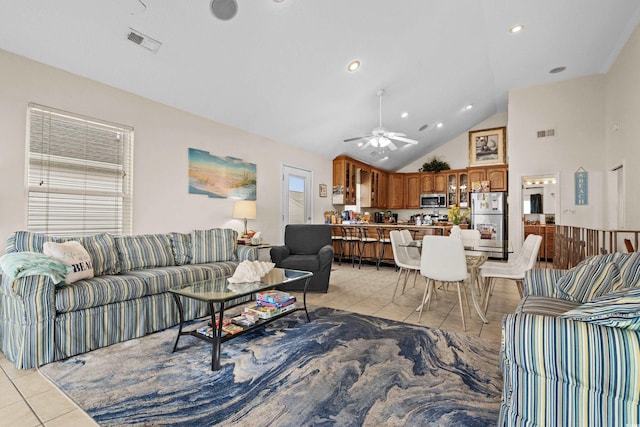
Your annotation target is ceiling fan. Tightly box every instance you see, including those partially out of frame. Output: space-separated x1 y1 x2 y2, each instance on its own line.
344 89 419 151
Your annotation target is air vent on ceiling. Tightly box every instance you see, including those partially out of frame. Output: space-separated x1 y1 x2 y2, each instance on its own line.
536 128 556 139
127 28 162 53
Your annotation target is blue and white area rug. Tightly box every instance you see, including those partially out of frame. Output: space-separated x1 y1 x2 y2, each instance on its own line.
39 307 502 426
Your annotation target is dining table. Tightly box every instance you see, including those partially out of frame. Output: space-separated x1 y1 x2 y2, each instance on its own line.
403 239 512 324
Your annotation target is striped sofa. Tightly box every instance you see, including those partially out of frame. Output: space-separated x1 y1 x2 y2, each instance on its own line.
0 229 257 369
500 252 640 426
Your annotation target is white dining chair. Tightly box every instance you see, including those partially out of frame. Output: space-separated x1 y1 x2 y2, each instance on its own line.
458 229 481 249
390 230 421 299
399 229 421 262
479 234 543 310
419 235 470 331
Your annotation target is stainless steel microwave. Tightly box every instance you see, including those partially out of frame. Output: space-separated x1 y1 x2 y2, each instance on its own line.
420 193 447 208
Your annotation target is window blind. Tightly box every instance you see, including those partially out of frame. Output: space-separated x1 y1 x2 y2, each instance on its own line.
27 103 133 237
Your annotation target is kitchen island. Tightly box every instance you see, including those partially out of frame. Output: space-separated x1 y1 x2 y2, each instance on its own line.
330 223 463 266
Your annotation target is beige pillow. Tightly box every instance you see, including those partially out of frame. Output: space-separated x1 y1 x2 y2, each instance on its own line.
43 241 94 284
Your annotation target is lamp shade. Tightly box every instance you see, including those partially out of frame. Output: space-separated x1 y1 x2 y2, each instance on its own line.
232 200 256 220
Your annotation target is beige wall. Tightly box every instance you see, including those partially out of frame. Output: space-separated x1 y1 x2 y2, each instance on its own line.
0 49 334 252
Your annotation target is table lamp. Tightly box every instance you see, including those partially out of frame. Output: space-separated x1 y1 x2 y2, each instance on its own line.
232 200 256 238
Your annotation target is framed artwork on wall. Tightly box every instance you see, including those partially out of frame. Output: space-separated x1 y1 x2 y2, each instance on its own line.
468 126 506 167
319 184 327 197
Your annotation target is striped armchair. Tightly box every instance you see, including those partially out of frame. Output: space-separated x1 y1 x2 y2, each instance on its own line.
500 253 640 426
0 229 257 369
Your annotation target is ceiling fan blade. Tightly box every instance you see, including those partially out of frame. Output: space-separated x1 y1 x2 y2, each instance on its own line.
389 135 419 144
387 142 398 151
344 135 373 143
386 132 406 138
360 140 372 150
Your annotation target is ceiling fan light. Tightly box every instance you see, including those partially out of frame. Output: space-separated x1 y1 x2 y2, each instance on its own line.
370 137 380 147
378 136 391 147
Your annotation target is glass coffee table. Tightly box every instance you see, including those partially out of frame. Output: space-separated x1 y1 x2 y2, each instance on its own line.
169 268 312 371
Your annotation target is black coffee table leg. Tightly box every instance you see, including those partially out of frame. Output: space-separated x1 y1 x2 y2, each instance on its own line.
172 294 184 352
302 277 311 322
211 301 223 371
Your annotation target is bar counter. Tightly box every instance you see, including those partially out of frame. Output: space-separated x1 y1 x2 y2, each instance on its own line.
329 223 461 266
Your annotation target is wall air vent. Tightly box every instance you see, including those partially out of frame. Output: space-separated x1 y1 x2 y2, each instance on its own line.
127 28 162 53
536 128 556 139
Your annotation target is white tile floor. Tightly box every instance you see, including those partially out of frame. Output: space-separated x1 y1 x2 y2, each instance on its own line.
0 262 521 426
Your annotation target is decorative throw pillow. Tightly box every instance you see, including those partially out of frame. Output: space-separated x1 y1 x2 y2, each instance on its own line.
115 234 175 272
562 286 640 330
191 229 238 264
43 241 94 284
76 233 120 276
169 232 192 265
556 261 624 303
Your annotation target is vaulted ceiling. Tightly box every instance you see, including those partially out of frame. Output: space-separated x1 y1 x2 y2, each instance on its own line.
2 0 640 170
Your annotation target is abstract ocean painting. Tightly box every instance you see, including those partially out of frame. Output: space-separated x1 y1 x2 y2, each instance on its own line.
188 148 256 199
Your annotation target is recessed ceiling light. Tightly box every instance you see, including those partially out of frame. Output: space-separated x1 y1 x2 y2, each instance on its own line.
436 122 443 128
401 112 409 119
464 104 473 111
357 142 364 147
549 66 566 74
510 24 524 33
347 60 360 72
380 156 389 161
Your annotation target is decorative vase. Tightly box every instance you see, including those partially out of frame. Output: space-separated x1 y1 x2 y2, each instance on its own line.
450 225 462 239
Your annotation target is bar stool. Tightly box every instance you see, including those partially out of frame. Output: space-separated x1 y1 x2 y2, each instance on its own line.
376 227 393 269
341 226 360 268
331 226 344 265
357 226 380 269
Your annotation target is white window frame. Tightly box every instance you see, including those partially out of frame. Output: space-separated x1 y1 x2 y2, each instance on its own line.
26 103 133 236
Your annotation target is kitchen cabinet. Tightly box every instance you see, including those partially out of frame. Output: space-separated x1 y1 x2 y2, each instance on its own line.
445 169 468 207
524 224 555 260
468 165 508 192
388 173 404 209
420 173 434 193
331 155 508 208
377 172 388 208
332 156 358 205
360 168 387 208
404 173 421 209
433 173 447 193
458 171 469 208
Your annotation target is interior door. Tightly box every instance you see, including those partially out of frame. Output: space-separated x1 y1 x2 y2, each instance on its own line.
282 165 312 228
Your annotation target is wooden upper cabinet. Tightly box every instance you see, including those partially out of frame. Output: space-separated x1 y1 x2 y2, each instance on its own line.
404 173 421 209
331 156 508 207
420 173 434 193
486 166 508 192
467 168 486 186
433 173 447 193
388 173 404 209
377 172 388 208
468 165 508 192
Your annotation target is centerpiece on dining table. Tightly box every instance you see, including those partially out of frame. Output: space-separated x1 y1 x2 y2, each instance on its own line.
447 205 470 239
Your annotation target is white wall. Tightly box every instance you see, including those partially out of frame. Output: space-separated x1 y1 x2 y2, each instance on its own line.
0 49 334 253
507 75 606 250
605 22 640 230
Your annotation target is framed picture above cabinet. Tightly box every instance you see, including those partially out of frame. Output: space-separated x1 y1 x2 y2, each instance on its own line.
469 127 506 167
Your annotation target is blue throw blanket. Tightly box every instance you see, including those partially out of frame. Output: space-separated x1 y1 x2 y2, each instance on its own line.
0 252 70 284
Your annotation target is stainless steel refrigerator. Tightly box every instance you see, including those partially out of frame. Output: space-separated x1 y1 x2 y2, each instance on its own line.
470 192 508 260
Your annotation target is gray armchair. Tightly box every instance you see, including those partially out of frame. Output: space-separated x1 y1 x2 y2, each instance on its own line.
270 224 334 292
